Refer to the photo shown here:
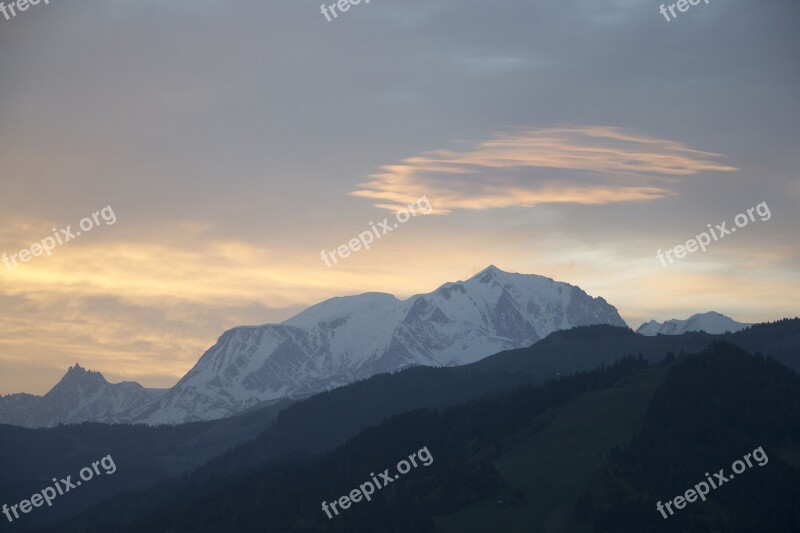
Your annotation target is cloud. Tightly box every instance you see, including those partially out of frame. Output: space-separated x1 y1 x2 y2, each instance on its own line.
0 229 366 393
0 223 482 393
351 126 738 212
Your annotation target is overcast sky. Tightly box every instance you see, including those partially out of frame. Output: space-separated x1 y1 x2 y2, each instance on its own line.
1 0 798 394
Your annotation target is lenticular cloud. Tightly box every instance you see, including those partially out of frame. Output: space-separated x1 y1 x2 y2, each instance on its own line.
351 126 738 213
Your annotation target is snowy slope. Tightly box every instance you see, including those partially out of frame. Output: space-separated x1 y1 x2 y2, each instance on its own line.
636 311 751 336
0 364 165 428
132 266 627 424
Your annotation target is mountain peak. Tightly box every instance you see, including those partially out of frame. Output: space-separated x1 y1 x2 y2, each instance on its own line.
477 264 513 280
636 311 751 336
51 364 108 391
477 264 508 276
139 267 627 424
67 362 86 374
475 265 502 284
283 291 400 329
3 364 161 428
470 264 518 283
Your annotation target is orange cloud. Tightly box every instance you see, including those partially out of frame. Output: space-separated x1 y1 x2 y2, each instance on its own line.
0 229 487 393
351 126 738 212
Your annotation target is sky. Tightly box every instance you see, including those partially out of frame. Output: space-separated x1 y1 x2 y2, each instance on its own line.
0 0 798 395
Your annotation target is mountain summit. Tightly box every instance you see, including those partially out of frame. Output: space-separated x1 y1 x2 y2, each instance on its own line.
1 267 629 427
0 364 165 428
131 266 627 424
636 311 750 336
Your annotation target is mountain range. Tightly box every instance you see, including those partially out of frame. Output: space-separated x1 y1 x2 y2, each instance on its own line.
636 311 750 336
1 266 627 427
0 364 165 428
11 319 796 532
0 265 793 531
131 265 627 424
0 267 755 429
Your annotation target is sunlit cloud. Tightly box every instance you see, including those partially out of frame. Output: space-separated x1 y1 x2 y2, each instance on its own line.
0 0 796 407
0 222 487 393
1 209 796 395
351 126 738 212
504 234 800 329
0 229 376 393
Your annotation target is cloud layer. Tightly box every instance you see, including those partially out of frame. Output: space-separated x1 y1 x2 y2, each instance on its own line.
352 127 737 212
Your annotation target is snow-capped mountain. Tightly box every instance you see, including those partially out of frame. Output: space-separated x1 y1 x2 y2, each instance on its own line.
132 266 627 424
0 364 165 428
636 311 751 336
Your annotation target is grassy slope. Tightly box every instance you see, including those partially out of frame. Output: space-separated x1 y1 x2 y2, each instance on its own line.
434 365 669 533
